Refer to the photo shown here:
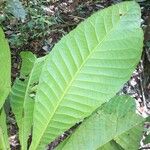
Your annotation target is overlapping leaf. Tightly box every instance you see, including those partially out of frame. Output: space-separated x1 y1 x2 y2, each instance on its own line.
57 96 144 150
29 2 143 149
0 28 11 110
10 52 46 150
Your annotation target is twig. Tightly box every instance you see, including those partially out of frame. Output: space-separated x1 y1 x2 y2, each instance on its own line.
68 14 85 20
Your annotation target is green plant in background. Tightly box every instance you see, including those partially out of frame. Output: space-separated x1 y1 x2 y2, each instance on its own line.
0 0 55 47
0 0 26 21
7 0 26 21
0 1 145 150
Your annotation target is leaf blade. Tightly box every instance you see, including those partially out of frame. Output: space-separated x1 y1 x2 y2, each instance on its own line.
0 28 11 109
0 108 10 150
30 2 143 149
10 52 46 150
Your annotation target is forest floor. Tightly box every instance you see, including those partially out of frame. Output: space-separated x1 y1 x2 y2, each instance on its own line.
0 0 150 149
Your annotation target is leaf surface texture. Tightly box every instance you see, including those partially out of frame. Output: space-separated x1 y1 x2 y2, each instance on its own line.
30 2 143 149
57 96 144 150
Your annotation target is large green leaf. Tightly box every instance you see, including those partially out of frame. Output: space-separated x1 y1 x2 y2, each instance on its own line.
0 28 11 109
56 96 144 150
10 52 46 150
30 2 143 149
0 108 10 150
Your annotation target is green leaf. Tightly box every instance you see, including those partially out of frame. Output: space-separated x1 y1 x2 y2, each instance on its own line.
0 27 11 109
7 0 26 21
30 2 143 149
0 108 10 150
143 134 150 145
10 52 46 150
114 125 144 149
57 96 144 150
99 140 123 150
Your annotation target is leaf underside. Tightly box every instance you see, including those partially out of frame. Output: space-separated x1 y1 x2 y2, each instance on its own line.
10 52 46 150
57 96 144 150
30 2 143 149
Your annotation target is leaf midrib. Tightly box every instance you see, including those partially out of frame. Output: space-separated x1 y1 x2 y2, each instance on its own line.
32 6 136 149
